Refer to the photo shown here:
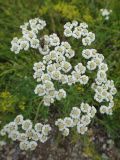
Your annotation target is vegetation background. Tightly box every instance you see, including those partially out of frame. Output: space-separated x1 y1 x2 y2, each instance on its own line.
0 0 120 159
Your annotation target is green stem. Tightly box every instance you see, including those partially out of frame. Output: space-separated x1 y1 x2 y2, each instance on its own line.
34 100 43 123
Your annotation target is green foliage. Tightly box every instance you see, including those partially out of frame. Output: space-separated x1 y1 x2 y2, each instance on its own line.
0 0 120 151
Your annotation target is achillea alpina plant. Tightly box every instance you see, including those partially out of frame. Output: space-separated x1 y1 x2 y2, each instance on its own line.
0 18 117 150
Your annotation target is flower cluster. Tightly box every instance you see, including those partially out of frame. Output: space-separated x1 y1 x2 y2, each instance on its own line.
11 18 46 54
0 115 51 151
100 9 112 20
64 21 95 46
33 34 88 106
82 49 117 115
10 18 117 140
55 103 96 136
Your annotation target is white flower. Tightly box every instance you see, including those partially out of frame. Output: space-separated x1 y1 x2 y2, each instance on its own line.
22 120 32 131
109 101 114 108
72 20 78 27
41 74 51 82
82 37 92 46
0 129 6 136
97 70 106 80
87 32 95 42
80 103 91 113
62 128 69 136
81 28 88 36
80 22 88 29
79 75 89 85
47 64 56 73
87 60 97 70
81 115 91 126
89 106 97 118
56 55 66 64
49 33 60 46
11 43 20 54
67 75 75 85
11 37 19 44
61 42 71 50
26 129 34 139
110 87 117 95
19 141 29 150
29 141 37 150
42 124 51 136
34 84 46 96
35 123 43 132
39 134 48 143
51 70 61 81
61 61 72 73
64 22 73 29
55 119 66 131
33 62 45 71
60 74 68 84
32 131 39 141
82 49 92 59
30 38 39 48
74 63 86 74
72 29 81 39
100 105 107 114
33 70 43 81
77 123 88 134
64 117 73 127
14 115 24 125
93 57 103 66
72 71 81 82
9 131 19 141
44 80 54 91
91 49 97 57
23 30 36 41
94 94 103 103
99 63 108 72
107 93 113 102
65 49 75 59
18 133 28 141
64 28 72 37
29 141 37 151
20 40 29 50
56 89 66 100
70 107 81 119
55 46 65 55
47 89 56 98
50 50 58 60
43 95 54 106
8 122 18 131
72 118 80 126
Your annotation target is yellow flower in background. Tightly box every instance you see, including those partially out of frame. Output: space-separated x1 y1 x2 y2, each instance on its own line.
0 91 25 112
54 2 80 20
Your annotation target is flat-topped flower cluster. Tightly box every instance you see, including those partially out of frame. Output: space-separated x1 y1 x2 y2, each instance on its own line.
0 17 116 150
11 18 46 54
64 21 95 46
81 48 117 115
100 9 112 20
55 103 96 136
0 115 51 151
